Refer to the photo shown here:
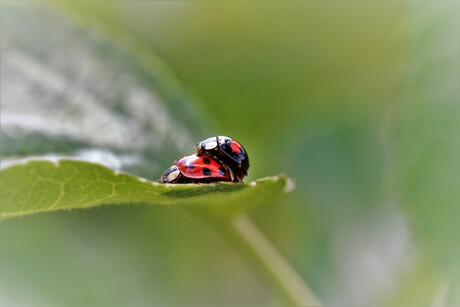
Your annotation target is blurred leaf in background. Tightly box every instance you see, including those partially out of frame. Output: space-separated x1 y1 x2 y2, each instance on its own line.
1 2 276 306
1 1 459 306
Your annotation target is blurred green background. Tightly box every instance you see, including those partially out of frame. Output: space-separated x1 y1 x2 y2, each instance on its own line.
1 1 459 306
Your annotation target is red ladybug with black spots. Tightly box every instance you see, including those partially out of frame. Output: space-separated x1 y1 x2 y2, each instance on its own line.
195 136 249 182
159 154 232 184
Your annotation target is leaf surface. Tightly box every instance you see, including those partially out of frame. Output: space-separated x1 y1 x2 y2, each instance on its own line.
0 160 290 219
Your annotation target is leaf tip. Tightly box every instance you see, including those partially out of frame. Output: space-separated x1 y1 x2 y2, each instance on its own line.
284 176 296 193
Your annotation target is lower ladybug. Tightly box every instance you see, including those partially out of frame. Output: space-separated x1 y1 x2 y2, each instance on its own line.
159 154 233 184
195 136 249 182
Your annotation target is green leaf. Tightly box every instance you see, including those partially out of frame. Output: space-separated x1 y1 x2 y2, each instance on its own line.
0 159 290 219
0 160 310 305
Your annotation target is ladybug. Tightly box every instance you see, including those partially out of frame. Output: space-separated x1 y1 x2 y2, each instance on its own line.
195 136 249 182
159 154 233 184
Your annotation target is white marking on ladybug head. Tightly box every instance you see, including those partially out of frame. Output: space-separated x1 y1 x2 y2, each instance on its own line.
204 139 218 150
166 167 180 182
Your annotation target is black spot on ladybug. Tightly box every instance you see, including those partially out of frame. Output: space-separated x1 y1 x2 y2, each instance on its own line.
202 157 211 164
202 167 211 176
219 167 226 176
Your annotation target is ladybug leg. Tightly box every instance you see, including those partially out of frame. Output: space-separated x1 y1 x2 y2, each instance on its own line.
228 168 240 183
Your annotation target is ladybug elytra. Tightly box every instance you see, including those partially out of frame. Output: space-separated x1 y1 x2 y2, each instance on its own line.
159 154 232 184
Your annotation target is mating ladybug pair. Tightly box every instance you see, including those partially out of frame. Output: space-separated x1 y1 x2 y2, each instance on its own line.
159 136 249 184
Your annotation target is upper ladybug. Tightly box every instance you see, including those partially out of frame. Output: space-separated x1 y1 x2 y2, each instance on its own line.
195 136 250 182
